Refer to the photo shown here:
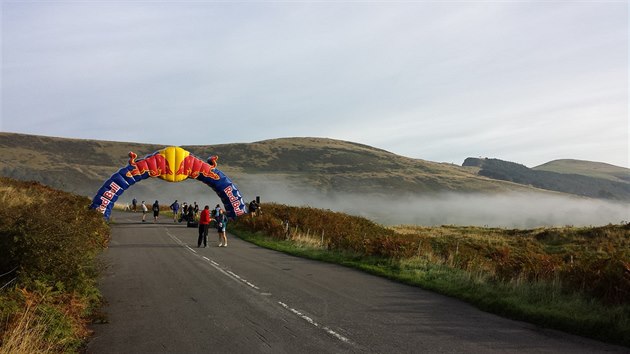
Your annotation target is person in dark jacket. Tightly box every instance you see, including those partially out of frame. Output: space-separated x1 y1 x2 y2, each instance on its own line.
152 200 160 223
197 205 211 248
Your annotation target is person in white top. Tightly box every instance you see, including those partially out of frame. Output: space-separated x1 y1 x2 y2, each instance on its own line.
141 201 148 222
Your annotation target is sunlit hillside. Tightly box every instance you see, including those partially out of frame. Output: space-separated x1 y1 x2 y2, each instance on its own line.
0 132 542 198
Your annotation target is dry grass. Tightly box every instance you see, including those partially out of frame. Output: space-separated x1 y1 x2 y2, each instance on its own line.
0 185 46 209
289 231 326 249
1 289 56 354
1 311 54 354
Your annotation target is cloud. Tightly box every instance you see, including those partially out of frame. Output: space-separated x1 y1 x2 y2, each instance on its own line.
1 1 627 167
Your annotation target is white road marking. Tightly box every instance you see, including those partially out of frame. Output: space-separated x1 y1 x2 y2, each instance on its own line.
166 228 351 345
227 270 241 279
278 301 352 344
167 230 262 290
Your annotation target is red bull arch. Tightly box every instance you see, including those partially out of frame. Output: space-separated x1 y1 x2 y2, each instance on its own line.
90 146 247 220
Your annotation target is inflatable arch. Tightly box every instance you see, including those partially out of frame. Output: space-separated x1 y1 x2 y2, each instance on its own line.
90 146 247 220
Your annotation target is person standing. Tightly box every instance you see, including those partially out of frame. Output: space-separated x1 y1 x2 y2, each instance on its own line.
248 200 259 217
141 201 148 222
216 209 228 247
193 202 200 220
197 205 211 248
170 200 180 223
132 198 137 212
152 200 160 223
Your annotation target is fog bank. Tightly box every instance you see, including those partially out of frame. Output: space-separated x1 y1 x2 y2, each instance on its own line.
237 176 629 228
117 175 629 228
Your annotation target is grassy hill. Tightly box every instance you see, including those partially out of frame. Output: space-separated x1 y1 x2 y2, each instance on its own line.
534 159 630 184
463 157 630 201
184 137 539 196
0 132 539 198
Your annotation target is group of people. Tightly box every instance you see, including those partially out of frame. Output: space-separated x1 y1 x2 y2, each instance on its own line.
131 199 161 223
197 204 228 248
130 196 263 248
169 200 199 222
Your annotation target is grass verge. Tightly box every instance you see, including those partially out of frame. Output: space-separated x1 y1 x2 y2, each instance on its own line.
230 224 630 347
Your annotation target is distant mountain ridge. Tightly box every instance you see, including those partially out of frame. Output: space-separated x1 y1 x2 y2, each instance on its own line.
463 157 630 201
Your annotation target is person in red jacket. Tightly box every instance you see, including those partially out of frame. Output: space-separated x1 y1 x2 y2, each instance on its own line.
197 205 211 248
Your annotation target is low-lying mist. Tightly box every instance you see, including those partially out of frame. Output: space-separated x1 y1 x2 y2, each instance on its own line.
236 175 629 228
119 175 629 228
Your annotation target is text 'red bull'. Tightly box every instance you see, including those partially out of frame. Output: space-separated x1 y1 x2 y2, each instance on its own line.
224 185 245 216
97 181 121 214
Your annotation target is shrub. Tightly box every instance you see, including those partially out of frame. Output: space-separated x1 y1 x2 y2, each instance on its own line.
0 177 109 353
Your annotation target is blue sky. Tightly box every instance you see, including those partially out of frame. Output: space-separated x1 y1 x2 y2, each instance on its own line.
1 1 628 168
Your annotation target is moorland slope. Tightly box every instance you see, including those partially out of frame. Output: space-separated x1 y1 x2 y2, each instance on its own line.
0 132 543 199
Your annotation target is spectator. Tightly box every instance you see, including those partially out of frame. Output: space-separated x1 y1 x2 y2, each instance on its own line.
197 205 211 248
152 200 160 223
193 202 199 219
141 201 148 222
249 200 259 217
170 200 180 223
216 209 228 247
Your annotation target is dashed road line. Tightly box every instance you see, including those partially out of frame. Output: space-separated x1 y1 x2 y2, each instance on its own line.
278 301 352 344
165 228 353 346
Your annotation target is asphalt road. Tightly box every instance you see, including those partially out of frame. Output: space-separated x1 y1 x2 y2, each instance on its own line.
87 211 627 353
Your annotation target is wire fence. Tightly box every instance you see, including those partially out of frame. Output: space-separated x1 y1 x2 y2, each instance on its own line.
0 266 18 292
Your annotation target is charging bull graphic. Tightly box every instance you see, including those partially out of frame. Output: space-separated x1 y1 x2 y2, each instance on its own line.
90 146 247 220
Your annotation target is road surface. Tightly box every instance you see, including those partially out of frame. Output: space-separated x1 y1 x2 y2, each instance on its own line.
87 211 627 353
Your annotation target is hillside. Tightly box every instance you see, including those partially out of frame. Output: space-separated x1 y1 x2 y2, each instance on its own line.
0 132 540 199
463 157 630 201
534 159 630 184
1 132 627 227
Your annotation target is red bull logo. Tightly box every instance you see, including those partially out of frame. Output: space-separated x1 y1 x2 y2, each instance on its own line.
124 147 219 182
125 151 173 179
175 155 219 180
